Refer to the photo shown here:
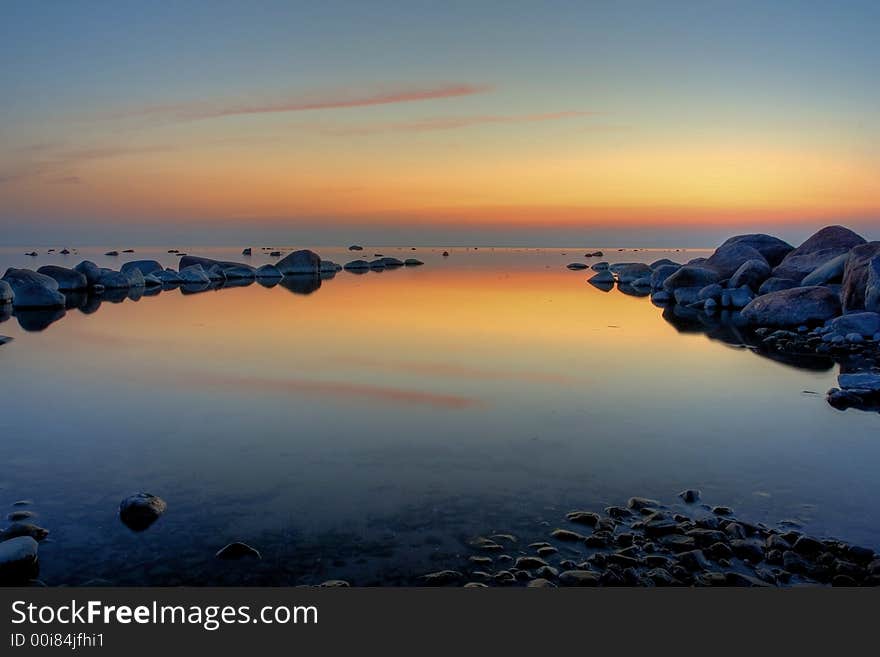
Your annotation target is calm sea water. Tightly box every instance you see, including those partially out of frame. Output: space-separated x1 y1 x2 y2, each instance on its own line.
1 245 878 585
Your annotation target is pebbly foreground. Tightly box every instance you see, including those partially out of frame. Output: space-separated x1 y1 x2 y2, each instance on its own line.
578 225 880 412
424 491 880 587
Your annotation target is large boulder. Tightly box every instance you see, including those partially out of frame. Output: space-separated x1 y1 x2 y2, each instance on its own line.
663 265 721 292
277 250 321 276
0 536 39 584
96 269 131 289
0 280 14 304
616 263 652 284
728 259 771 290
718 234 794 267
121 260 163 277
800 253 848 287
74 260 102 286
222 264 257 280
154 268 184 284
179 264 211 285
773 225 866 282
827 312 880 338
741 286 842 326
126 267 145 288
1 269 65 308
36 265 88 291
651 264 680 290
703 243 768 278
649 258 681 270
840 242 880 313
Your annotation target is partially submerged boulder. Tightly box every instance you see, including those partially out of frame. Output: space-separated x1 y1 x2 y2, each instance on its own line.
704 243 768 278
276 250 321 275
663 266 721 292
119 493 167 531
74 260 102 286
0 536 39 584
741 286 841 326
120 260 163 277
36 265 88 291
1 268 66 308
615 263 652 284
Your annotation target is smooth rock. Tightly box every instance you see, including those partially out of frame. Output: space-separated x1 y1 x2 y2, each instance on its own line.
704 243 768 278
255 264 282 279
216 542 262 560
591 261 609 271
663 265 721 292
588 270 614 285
719 234 794 267
119 493 167 531
773 225 866 282
178 265 211 285
96 269 132 289
0 522 49 542
837 372 880 393
1 269 65 308
558 570 600 586
0 280 13 304
74 260 102 286
828 312 880 338
344 260 371 271
566 262 588 270
741 286 842 326
36 265 88 291
841 242 880 312
616 263 652 284
404 259 424 266
120 260 163 277
277 250 321 275
729 259 771 290
801 252 849 286
759 277 799 295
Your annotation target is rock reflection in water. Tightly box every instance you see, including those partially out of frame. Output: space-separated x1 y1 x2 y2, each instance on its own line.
279 275 322 296
15 307 66 332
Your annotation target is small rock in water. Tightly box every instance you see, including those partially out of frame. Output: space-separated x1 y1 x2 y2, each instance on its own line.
566 510 601 526
119 493 167 531
566 262 588 270
0 336 12 346
678 489 700 503
627 496 660 511
7 510 34 521
404 259 424 266
442 251 450 257
420 570 462 585
712 506 733 516
514 556 548 570
0 522 49 542
550 529 586 542
215 542 262 560
0 536 39 584
319 579 350 587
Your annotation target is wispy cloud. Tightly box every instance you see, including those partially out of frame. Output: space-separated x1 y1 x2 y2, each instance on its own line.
310 110 595 136
106 82 493 122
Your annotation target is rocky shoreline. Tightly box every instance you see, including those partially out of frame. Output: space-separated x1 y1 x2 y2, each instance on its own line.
424 491 880 587
579 225 880 412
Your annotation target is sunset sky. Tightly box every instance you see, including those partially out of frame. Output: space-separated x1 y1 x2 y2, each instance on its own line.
1 1 878 246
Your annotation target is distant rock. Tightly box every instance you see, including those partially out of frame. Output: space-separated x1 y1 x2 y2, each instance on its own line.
369 259 386 269
773 225 866 282
126 267 146 288
566 262 588 270
276 250 321 275
728 259 771 290
840 242 880 312
119 493 167 531
758 277 798 295
0 536 39 584
0 336 12 346
404 258 424 266
120 260 163 277
1 268 66 308
74 260 102 286
344 260 371 271
215 542 261 560
379 257 404 268
742 286 842 326
718 234 794 267
348 245 364 251
442 251 450 257
105 250 119 256
662 265 721 292
591 261 609 271
704 243 768 278
242 248 252 256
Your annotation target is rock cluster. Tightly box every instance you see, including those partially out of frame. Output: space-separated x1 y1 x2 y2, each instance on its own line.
428 493 879 587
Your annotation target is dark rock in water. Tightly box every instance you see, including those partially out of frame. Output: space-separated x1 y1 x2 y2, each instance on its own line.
663 265 721 292
741 286 841 326
514 556 549 569
96 269 132 289
442 251 450 257
719 234 794 267
704 242 768 278
712 506 733 515
119 493 167 531
673 286 702 306
591 261 609 271
120 260 163 277
255 264 282 279
627 496 660 510
36 265 88 291
558 570 600 586
319 579 350 587
650 258 681 270
2 268 65 308
616 263 652 283
216 542 262 560
720 286 754 309
773 225 866 282
369 259 386 269
550 529 586 542
0 522 49 541
344 259 371 271
122 249 134 253
758 277 799 295
828 312 880 338
728 259 771 289
837 371 880 393
404 258 424 266
7 510 35 521
242 248 252 256
588 270 614 285
105 250 119 256
178 265 211 285
566 511 601 526
348 245 364 251
0 280 13 304
0 336 12 346
15 307 66 332
698 284 723 301
275 250 321 276
0 536 39 584
420 570 461 585
269 251 281 257
677 549 710 571
730 539 763 562
74 260 102 286
650 264 680 289
678 489 700 503
651 290 671 304
566 262 588 270
841 242 880 312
